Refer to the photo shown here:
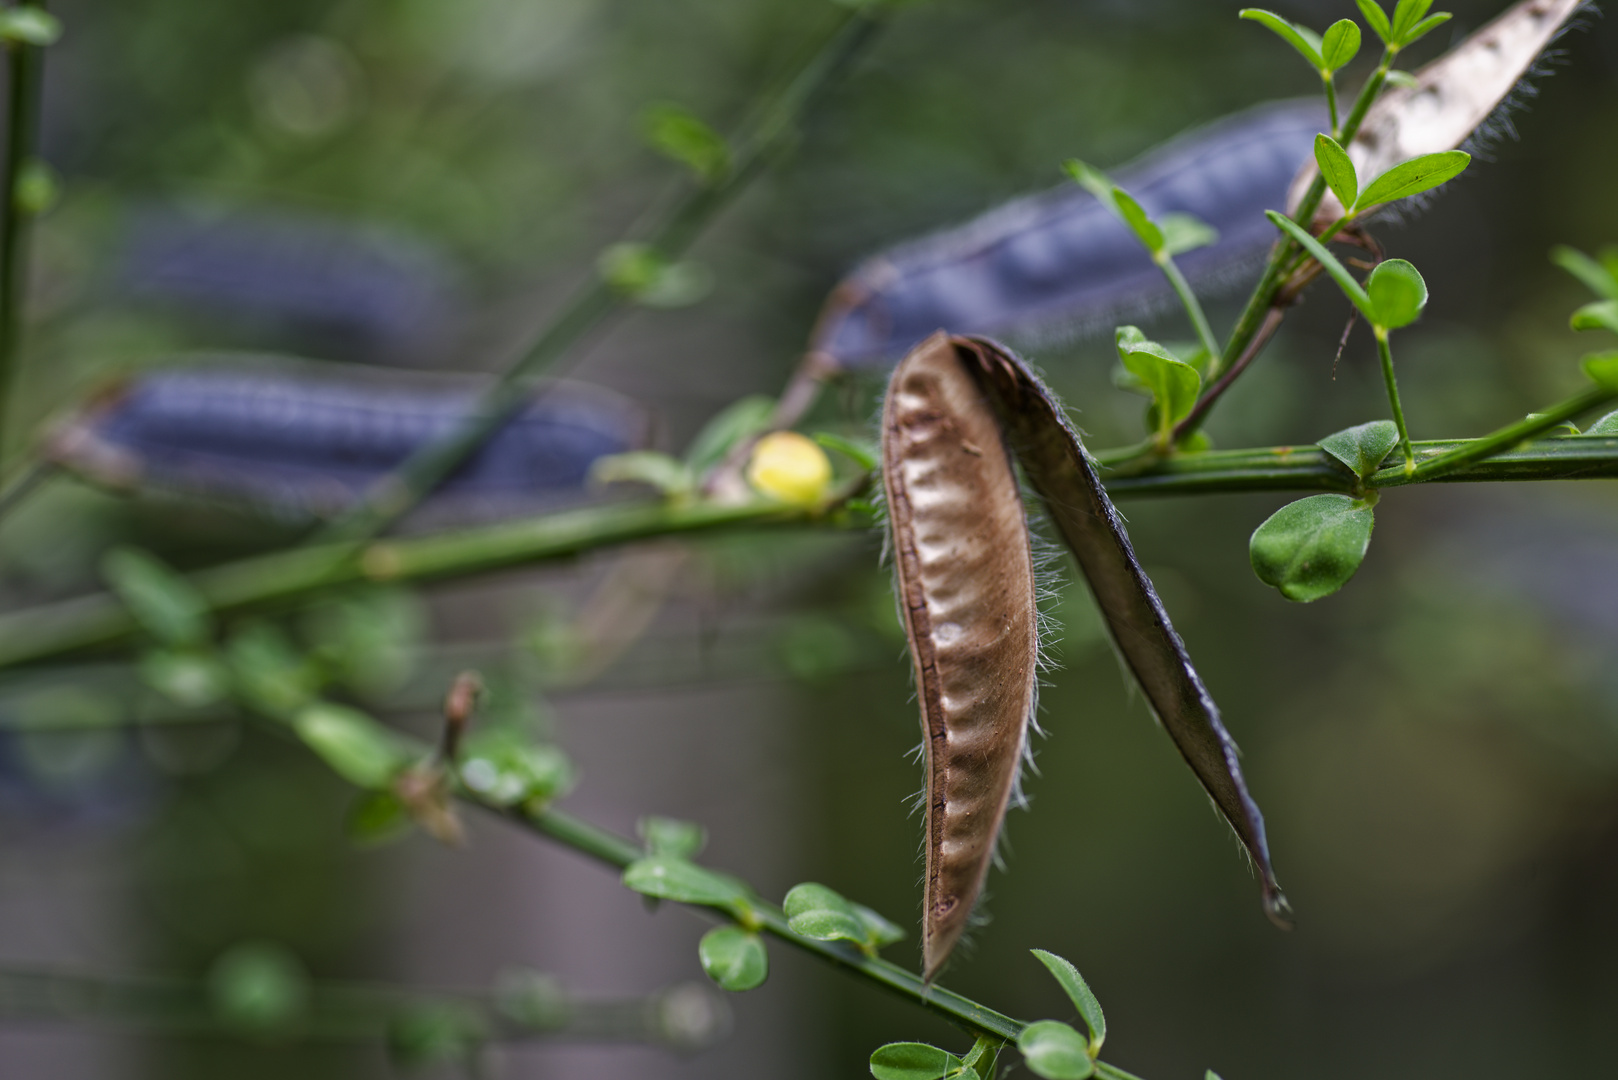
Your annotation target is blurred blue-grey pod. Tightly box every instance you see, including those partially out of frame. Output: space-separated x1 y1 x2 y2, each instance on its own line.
45 361 650 524
812 99 1326 367
119 206 461 359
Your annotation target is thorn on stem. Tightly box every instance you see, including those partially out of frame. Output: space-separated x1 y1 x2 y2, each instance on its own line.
440 670 483 764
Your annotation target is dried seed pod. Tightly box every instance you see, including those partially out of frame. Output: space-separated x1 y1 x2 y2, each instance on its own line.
881 332 1040 981
956 336 1288 927
1289 0 1588 223
813 99 1327 367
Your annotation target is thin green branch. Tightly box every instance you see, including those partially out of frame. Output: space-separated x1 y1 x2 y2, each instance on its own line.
1375 327 1414 471
0 2 50 460
1159 254 1220 361
316 5 888 544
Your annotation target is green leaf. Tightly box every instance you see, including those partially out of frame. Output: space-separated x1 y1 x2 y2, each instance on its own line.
457 731 574 808
1572 300 1618 336
1384 69 1420 89
597 243 712 308
208 942 309 1039
589 451 693 496
1551 245 1618 301
1266 211 1374 321
1365 259 1428 330
138 649 232 708
784 882 868 944
1115 327 1201 434
1238 9 1324 70
1017 1021 1095 1080
1250 494 1376 603
347 789 413 847
1314 134 1358 212
1320 19 1362 71
0 7 62 46
853 902 906 948
15 158 58 216
814 431 879 471
101 547 211 647
870 1042 963 1080
1356 151 1470 211
1158 212 1219 256
387 1003 484 1066
1031 950 1106 1052
1111 188 1164 256
1207 1073 1226 1080
1582 351 1618 390
638 815 708 859
1319 420 1400 479
685 395 776 475
622 855 751 907
225 622 319 716
1585 409 1618 435
1389 0 1434 41
1399 11 1450 48
1354 0 1393 45
697 926 768 992
292 703 407 789
640 103 730 181
1063 158 1114 202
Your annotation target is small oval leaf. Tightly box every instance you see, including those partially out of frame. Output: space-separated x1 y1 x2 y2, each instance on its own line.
784 882 869 944
1582 351 1618 390
1158 212 1219 256
1318 420 1400 479
1250 494 1376 603
1320 18 1361 71
1355 0 1393 45
1238 9 1325 69
1366 259 1428 330
1111 188 1164 256
870 1042 962 1080
1313 134 1357 213
292 703 406 790
1031 950 1106 1051
1572 300 1618 337
1017 1021 1095 1080
622 856 750 907
1585 409 1618 435
1357 151 1470 212
101 547 211 647
697 926 768 992
638 815 708 859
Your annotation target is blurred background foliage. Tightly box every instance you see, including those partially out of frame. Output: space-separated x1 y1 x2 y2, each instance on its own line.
1 0 1616 1077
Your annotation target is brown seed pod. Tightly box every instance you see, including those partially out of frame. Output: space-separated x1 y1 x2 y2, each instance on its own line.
1290 0 1588 223
881 331 1040 981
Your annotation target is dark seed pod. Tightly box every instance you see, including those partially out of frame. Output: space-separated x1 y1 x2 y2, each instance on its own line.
881 332 1040 981
45 361 649 524
815 99 1327 367
955 336 1289 927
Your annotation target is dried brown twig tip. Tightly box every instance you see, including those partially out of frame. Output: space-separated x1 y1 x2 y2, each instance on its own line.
440 670 484 762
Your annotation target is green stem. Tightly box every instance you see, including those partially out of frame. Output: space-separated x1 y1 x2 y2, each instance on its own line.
1159 253 1220 361
1375 326 1414 471
316 6 887 544
1324 73 1340 136
0 3 48 461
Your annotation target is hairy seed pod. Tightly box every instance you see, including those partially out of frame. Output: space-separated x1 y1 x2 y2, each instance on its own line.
813 99 1327 367
44 362 648 524
955 336 1288 927
1290 0 1588 223
882 331 1040 981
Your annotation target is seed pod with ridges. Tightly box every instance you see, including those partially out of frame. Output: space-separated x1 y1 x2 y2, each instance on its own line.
881 331 1040 982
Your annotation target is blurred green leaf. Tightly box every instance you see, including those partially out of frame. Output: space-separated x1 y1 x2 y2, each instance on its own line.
0 7 61 46
387 1003 484 1066
1158 212 1218 256
493 968 567 1030
622 855 751 907
138 649 232 708
1551 245 1618 301
685 395 776 475
1238 9 1324 70
697 926 768 992
1250 494 1375 603
1390 0 1434 41
226 622 320 716
1400 11 1450 48
1111 188 1164 256
1582 351 1618 389
815 431 879 471
597 243 713 308
1320 19 1361 71
1267 211 1374 321
458 731 574 808
1572 301 1618 336
1355 0 1393 45
1319 420 1399 479
208 942 309 1040
1064 158 1113 202
1384 69 1420 89
641 103 730 181
870 1043 963 1080
1017 1021 1094 1079
1357 151 1469 211
638 815 708 859
348 789 414 847
1314 134 1357 211
1586 409 1618 435
590 451 693 497
292 703 406 789
101 547 211 647
1366 259 1428 329
784 882 869 944
853 902 906 948
14 158 58 215
1031 950 1105 1052
300 590 421 700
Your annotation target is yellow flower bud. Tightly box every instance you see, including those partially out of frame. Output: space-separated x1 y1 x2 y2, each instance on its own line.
746 431 832 506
